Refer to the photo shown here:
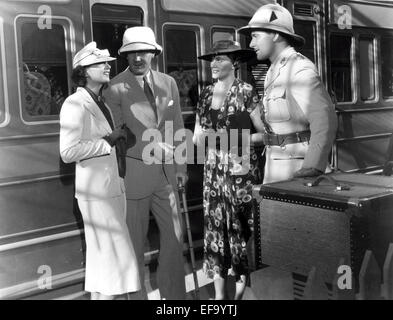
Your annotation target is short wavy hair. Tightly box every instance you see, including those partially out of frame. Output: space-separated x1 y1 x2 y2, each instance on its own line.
71 66 87 88
225 54 240 71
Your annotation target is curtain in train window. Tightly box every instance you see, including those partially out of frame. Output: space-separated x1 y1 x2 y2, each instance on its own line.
92 4 143 77
330 34 353 103
164 26 200 112
381 37 393 99
18 20 70 121
359 37 375 101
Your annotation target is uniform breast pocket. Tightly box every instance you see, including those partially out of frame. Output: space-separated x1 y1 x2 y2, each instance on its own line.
265 87 291 123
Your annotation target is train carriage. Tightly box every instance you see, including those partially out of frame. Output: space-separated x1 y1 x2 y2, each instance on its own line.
0 0 392 299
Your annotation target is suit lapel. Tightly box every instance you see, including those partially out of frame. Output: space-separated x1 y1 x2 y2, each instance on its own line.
123 69 158 129
78 88 112 134
151 71 169 128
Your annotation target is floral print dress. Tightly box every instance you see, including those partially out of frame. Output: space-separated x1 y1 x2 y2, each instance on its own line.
197 78 264 280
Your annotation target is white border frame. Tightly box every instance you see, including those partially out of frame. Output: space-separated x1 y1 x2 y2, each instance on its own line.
0 16 10 128
14 14 75 126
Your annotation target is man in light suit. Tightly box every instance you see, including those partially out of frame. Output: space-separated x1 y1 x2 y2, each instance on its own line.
238 4 337 183
104 26 187 300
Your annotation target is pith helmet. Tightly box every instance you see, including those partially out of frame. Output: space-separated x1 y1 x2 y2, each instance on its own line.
198 40 255 62
73 41 116 69
118 26 163 55
238 4 305 47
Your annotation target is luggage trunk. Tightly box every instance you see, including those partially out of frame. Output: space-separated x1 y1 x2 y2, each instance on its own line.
253 173 393 290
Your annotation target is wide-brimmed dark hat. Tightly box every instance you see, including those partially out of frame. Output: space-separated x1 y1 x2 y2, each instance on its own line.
198 40 255 63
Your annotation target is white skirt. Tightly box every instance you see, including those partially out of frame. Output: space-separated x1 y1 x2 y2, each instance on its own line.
78 195 140 295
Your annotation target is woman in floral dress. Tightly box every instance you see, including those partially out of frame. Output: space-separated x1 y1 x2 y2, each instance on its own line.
193 40 265 300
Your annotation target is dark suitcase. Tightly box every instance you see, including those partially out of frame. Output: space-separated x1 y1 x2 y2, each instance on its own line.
253 173 393 289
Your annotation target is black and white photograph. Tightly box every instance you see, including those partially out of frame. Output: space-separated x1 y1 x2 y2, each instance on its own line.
0 0 393 309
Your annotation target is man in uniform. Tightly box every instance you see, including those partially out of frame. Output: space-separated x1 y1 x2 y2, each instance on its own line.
104 26 187 299
238 4 337 183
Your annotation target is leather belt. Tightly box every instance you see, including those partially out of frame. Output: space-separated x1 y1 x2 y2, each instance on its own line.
262 131 310 146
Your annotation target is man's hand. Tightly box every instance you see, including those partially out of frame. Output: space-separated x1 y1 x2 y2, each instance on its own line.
176 172 188 187
293 167 323 178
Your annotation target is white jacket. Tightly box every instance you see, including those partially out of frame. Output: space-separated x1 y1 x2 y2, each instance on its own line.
60 87 124 200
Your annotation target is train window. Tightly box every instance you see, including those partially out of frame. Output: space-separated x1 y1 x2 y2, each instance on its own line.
211 27 235 45
164 25 200 112
92 4 143 77
330 34 353 103
17 19 71 122
359 37 375 101
0 23 5 126
294 20 316 63
381 37 393 99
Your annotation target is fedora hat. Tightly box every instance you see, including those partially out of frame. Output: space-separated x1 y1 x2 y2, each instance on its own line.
238 4 305 47
73 41 116 69
198 40 255 62
118 26 163 55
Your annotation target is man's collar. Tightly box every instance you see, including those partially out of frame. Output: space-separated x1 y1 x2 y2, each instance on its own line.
271 46 296 68
131 69 152 85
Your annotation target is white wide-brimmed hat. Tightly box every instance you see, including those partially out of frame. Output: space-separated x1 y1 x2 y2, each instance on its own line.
118 26 163 55
238 4 305 47
73 41 116 69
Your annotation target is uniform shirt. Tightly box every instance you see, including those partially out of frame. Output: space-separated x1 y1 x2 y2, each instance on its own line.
262 46 338 172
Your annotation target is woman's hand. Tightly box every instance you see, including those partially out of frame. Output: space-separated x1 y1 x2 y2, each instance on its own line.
103 128 126 147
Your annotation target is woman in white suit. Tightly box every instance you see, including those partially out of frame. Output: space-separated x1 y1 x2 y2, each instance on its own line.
59 42 140 300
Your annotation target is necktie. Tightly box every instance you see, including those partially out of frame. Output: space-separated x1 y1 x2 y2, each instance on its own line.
143 76 158 123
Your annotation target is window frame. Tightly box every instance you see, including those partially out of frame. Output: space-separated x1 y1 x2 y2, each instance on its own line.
14 14 75 125
293 19 319 67
162 22 204 115
328 27 393 108
91 3 144 78
89 0 148 40
0 16 10 128
210 25 236 46
328 31 356 106
358 35 377 103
